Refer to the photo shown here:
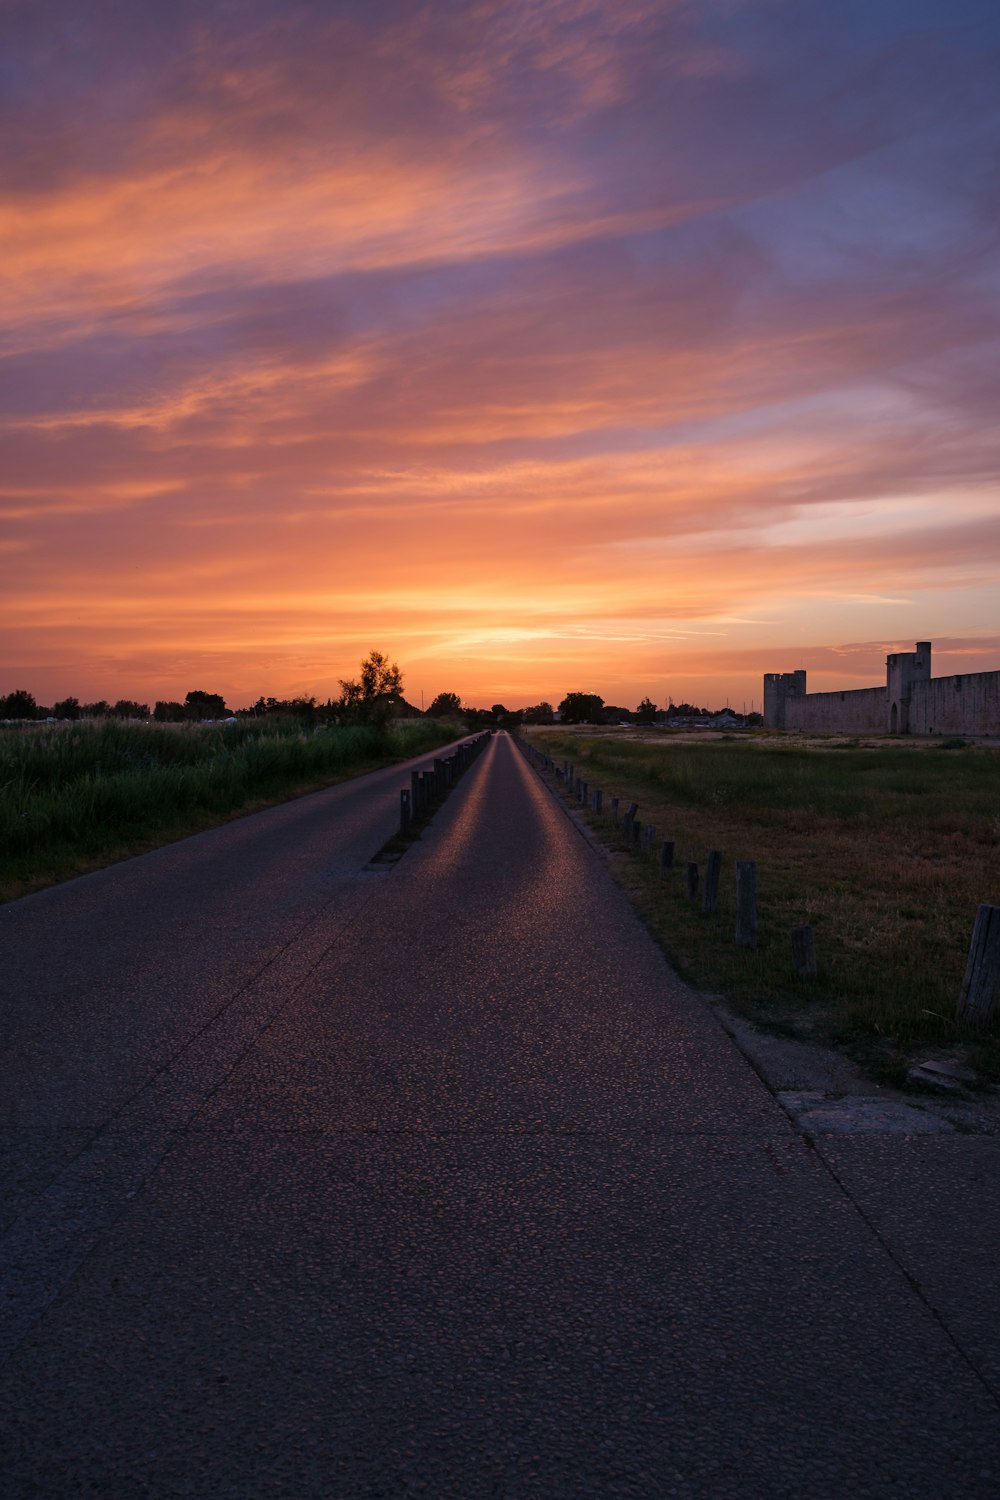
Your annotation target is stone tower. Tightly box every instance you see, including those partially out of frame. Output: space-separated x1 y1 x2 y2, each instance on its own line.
763 669 807 729
886 642 931 733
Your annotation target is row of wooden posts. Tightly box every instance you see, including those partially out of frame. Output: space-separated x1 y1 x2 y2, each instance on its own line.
398 731 492 836
523 744 1000 1019
532 750 800 963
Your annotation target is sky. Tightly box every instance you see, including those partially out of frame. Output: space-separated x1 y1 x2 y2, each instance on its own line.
2 0 999 712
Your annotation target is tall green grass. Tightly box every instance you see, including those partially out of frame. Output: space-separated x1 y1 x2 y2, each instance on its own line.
547 735 999 831
0 717 453 899
532 731 1000 1078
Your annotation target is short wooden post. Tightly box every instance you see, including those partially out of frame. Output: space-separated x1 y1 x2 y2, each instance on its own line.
702 851 721 914
610 797 619 822
686 862 699 900
579 780 588 805
791 924 817 977
593 788 603 814
957 904 1000 1021
410 769 420 817
736 860 757 947
400 787 411 835
642 824 655 854
631 819 642 847
660 840 674 872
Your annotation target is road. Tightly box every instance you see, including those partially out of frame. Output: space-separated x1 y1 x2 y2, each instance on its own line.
2 731 999 1497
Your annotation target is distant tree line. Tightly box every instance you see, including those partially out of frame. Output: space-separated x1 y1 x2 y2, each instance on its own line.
550 693 762 726
420 690 762 728
2 661 762 729
1 690 153 722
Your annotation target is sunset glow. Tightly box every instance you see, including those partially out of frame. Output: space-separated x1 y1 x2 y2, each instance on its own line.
3 0 999 710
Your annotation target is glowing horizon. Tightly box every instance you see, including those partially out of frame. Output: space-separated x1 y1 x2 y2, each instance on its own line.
3 1 999 712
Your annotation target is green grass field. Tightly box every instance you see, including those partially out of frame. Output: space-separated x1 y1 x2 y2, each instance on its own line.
529 728 1000 1082
0 716 455 902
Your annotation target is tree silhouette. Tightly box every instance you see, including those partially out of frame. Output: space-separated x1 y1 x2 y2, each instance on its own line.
558 692 605 724
427 691 462 718
1 689 37 719
339 649 403 727
185 690 228 720
154 700 185 722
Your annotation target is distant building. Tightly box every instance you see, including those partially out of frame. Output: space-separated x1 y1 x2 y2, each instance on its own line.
764 643 999 735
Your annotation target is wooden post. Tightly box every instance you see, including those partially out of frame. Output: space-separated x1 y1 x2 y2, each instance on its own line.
410 769 420 817
736 860 757 947
610 797 619 822
642 824 655 854
791 924 817 977
594 788 603 814
660 840 674 872
702 850 721 914
399 788 411 835
579 780 588 805
631 819 642 847
686 862 699 900
958 904 1000 1021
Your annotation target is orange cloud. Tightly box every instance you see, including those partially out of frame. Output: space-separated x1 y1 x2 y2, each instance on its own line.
2 1 999 710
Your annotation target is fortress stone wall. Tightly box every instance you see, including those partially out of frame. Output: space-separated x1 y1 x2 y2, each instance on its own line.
908 670 1000 736
783 686 886 734
764 642 1000 736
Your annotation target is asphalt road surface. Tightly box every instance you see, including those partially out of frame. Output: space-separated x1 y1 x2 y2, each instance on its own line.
2 731 999 1497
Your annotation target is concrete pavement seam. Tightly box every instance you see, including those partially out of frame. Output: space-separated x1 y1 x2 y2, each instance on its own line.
808 1142 1000 1414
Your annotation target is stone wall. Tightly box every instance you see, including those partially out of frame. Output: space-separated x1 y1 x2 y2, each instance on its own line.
765 641 1000 735
763 670 806 729
783 686 886 734
909 671 1000 736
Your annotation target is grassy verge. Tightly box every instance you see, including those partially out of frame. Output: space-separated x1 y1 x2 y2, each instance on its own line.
0 717 456 902
528 728 1000 1083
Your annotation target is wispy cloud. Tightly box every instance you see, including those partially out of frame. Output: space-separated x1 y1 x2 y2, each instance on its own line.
2 0 999 707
